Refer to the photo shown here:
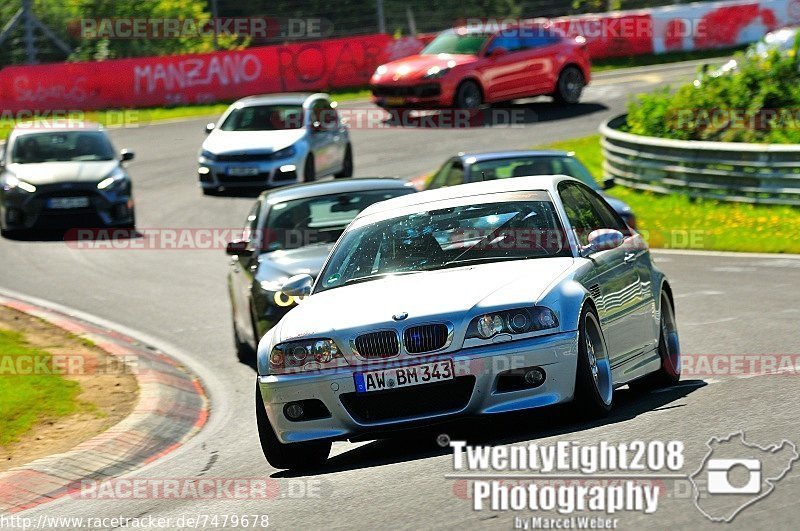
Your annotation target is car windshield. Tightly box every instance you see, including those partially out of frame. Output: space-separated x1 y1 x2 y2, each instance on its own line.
422 30 491 55
317 193 570 292
470 156 601 190
262 188 414 251
11 131 115 164
220 104 304 131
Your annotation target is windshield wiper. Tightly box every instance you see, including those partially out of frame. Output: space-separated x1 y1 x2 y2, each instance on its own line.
343 271 419 286
426 255 540 271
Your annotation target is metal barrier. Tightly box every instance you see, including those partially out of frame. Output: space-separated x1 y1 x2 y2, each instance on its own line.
600 114 800 206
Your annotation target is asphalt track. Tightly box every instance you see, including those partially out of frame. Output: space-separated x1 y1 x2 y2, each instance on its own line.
2 59 799 529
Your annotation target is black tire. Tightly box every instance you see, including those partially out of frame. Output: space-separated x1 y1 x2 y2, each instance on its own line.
453 80 483 109
255 384 331 470
629 292 681 391
202 187 218 196
572 305 613 417
553 66 585 104
335 145 353 178
233 313 255 363
304 155 316 182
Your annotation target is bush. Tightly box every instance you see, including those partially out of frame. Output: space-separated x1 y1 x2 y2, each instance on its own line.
624 35 800 143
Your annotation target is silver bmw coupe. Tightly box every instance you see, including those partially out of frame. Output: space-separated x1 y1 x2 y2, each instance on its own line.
255 175 680 469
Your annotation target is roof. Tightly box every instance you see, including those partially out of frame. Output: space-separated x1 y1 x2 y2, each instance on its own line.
261 177 415 205
233 92 328 107
456 150 571 163
358 174 576 218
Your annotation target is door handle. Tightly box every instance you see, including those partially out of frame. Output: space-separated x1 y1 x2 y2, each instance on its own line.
623 252 636 264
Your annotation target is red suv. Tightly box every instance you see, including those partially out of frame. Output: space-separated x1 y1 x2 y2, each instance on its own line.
371 24 591 109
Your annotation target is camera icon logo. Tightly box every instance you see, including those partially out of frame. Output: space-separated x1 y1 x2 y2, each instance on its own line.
706 458 761 494
690 432 798 523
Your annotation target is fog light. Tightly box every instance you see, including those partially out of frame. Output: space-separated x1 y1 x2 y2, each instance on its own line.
198 166 210 174
284 402 305 420
279 164 297 173
524 367 546 387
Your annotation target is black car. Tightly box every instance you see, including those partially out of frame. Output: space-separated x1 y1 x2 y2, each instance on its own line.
426 150 637 229
0 124 136 236
226 178 416 360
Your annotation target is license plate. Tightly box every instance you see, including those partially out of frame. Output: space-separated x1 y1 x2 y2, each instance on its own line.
47 197 90 209
354 359 454 393
385 97 405 106
228 166 259 176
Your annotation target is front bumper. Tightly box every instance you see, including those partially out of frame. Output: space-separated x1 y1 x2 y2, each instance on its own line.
1 184 134 230
371 82 447 109
198 156 302 190
258 331 579 444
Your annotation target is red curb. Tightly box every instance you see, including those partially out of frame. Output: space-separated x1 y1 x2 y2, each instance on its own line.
0 295 210 515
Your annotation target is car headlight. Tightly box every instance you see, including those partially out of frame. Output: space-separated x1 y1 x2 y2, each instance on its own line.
97 168 129 192
3 174 36 193
271 146 296 160
466 307 559 339
373 65 388 78
200 149 217 161
269 338 347 374
423 66 451 79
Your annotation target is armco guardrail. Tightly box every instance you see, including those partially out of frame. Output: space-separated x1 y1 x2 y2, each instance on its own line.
600 114 800 206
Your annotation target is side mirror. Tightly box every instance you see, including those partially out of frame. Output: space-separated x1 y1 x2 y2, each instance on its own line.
585 229 624 255
281 274 313 297
205 122 216 134
226 240 252 257
488 47 508 58
602 177 615 190
120 149 135 162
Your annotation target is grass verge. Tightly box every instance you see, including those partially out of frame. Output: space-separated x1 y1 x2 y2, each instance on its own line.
591 46 745 72
536 134 800 254
0 328 83 447
0 88 372 141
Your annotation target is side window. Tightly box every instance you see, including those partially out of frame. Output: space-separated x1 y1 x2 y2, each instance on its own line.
242 201 262 251
487 30 524 53
580 186 631 236
312 100 338 130
558 182 606 247
522 31 560 49
428 159 465 189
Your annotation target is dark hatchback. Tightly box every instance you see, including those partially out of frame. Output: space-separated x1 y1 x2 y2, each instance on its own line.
226 178 416 360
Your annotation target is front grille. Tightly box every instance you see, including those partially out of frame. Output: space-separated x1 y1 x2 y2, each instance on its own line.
215 153 274 162
372 83 441 98
404 323 449 354
340 376 475 423
217 172 270 184
354 330 399 359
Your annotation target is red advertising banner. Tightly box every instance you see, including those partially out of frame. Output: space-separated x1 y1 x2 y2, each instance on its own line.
0 34 417 112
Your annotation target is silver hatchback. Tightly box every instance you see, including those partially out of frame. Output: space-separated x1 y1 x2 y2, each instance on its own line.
198 93 353 194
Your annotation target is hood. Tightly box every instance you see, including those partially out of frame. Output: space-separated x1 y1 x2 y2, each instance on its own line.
256 244 334 284
202 129 306 155
372 53 477 82
274 257 574 341
6 160 119 186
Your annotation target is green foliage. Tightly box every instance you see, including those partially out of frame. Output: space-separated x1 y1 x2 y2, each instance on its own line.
625 41 800 143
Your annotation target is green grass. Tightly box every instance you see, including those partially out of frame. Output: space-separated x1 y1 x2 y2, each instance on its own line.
0 329 84 447
0 88 372 141
592 46 745 72
536 134 800 254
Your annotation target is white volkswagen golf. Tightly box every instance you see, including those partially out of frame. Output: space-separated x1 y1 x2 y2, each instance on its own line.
255 175 681 469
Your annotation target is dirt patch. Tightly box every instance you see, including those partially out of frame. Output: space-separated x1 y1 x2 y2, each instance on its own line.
0 306 138 471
